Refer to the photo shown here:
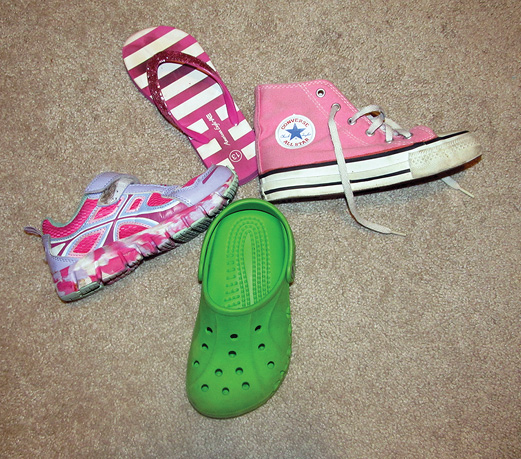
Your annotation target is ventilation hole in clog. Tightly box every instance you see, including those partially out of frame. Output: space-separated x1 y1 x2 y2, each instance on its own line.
258 343 265 351
202 343 208 350
228 351 237 358
193 360 200 367
236 367 243 375
222 387 230 395
267 361 275 369
201 384 209 392
206 327 213 334
255 325 262 332
215 369 223 377
230 333 238 340
242 382 250 390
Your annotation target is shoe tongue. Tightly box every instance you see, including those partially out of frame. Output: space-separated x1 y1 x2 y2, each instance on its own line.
84 172 140 205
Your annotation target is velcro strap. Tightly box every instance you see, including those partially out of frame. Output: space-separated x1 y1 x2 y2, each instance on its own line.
84 172 140 206
85 172 140 194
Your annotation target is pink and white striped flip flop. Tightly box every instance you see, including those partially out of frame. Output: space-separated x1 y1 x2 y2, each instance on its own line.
123 26 257 185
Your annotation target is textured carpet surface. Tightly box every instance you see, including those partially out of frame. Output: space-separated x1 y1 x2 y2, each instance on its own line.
2 1 520 457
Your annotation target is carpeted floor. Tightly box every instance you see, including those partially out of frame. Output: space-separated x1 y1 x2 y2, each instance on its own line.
2 0 520 457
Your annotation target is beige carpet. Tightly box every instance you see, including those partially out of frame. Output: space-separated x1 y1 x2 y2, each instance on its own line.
2 0 520 457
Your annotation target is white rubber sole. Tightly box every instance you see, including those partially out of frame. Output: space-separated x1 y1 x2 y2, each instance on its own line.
260 131 481 201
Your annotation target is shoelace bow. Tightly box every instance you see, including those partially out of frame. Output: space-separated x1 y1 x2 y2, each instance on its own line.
348 104 412 143
328 103 473 236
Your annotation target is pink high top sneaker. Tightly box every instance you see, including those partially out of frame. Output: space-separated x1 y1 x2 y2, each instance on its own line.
255 80 482 235
25 165 238 302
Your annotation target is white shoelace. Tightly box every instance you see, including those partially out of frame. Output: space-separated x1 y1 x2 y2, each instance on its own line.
328 103 474 236
348 104 412 143
440 176 474 198
328 103 406 236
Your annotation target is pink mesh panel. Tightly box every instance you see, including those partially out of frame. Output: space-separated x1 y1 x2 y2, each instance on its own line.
72 232 102 255
147 193 173 207
93 202 119 221
118 224 149 239
43 199 98 238
129 197 143 212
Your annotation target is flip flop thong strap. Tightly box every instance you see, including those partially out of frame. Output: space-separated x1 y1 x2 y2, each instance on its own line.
146 50 239 143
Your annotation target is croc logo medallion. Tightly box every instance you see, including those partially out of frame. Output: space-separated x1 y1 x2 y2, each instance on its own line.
275 115 315 149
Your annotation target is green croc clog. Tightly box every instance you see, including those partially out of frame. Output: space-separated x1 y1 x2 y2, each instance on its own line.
186 199 295 418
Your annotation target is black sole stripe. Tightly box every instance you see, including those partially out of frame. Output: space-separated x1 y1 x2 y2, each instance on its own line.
264 181 343 195
423 131 467 145
259 131 468 179
263 169 411 195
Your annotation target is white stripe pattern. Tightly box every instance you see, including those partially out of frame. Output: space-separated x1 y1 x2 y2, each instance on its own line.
123 27 257 184
125 27 155 45
229 120 252 141
124 29 189 70
126 32 212 91
216 105 229 121
161 69 209 101
171 83 223 120
197 139 222 160
242 142 256 160
187 119 209 134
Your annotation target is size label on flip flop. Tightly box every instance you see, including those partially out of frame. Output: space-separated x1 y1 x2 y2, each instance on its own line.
275 115 316 149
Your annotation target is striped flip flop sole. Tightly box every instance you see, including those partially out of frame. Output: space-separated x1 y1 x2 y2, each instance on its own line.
123 26 257 184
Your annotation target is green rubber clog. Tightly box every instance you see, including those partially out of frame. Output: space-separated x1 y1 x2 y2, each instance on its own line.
186 199 295 418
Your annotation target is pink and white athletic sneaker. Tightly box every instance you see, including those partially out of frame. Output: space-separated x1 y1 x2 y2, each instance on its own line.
255 80 482 235
25 165 238 302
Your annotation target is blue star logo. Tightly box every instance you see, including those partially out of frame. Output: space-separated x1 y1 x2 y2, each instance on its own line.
286 123 306 140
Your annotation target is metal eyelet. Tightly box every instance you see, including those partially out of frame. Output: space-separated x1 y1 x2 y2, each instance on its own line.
316 88 326 98
365 130 375 137
348 117 355 125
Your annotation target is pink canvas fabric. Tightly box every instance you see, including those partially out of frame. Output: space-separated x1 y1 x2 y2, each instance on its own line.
254 80 436 176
